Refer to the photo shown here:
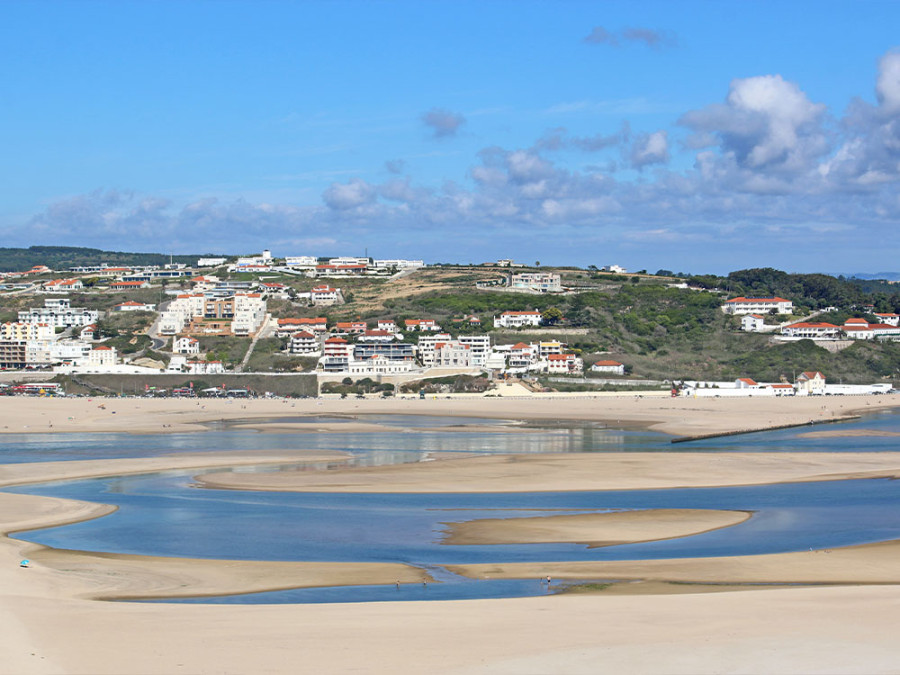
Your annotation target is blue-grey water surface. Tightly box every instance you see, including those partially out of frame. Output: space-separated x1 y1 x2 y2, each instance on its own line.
3 408 900 603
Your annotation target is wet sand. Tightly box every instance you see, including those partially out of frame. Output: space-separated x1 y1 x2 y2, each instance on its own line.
440 509 752 547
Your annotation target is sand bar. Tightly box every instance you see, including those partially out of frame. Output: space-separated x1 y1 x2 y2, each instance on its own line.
1 391 897 436
440 508 752 547
197 451 900 492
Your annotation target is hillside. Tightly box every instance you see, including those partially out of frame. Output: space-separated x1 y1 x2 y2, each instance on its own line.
0 246 206 272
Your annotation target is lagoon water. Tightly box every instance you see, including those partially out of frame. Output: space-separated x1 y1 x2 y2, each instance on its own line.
4 409 900 603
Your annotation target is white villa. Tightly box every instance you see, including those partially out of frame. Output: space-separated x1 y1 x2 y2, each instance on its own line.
741 314 766 332
509 272 562 293
173 337 201 354
722 297 794 315
494 310 542 329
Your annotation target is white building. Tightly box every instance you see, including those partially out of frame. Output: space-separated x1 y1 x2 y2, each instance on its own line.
18 298 99 328
874 313 900 327
43 278 84 293
458 334 491 367
310 285 343 306
289 330 319 355
173 337 200 354
741 314 766 332
796 371 826 395
417 333 452 367
284 256 318 269
404 319 442 332
347 354 414 376
371 259 425 270
433 341 472 368
591 360 625 375
547 353 583 375
780 322 841 339
509 272 562 293
722 297 794 315
601 265 627 274
197 257 227 267
494 310 542 329
88 346 117 367
114 301 156 312
158 294 205 335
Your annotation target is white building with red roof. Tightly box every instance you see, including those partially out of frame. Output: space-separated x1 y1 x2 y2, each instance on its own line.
547 353 583 375
780 322 841 339
796 371 826 395
722 297 793 315
43 278 83 293
277 317 328 336
740 314 766 332
404 319 442 332
591 360 625 375
493 310 542 329
88 345 117 367
310 285 343 306
874 313 900 327
173 337 200 355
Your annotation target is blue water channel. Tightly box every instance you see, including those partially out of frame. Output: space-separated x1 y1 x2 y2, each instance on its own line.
3 409 900 603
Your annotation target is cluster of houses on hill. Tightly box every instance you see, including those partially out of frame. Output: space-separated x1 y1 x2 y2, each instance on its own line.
226 250 425 277
272 315 596 377
779 315 900 341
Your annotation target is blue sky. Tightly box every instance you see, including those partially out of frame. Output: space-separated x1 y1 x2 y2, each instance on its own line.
3 1 900 274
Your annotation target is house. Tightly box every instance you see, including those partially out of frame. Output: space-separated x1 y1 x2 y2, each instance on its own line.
404 319 442 332
43 278 84 293
537 340 565 357
320 337 353 372
507 342 538 369
741 314 766 332
796 371 826 395
433 341 472 368
601 265 627 274
88 345 117 367
79 324 97 341
114 300 156 312
315 264 367 276
173 337 200 354
289 331 319 355
110 280 151 290
722 297 794 315
769 383 796 396
842 321 900 340
18 298 99 328
735 377 759 389
417 333 453 366
310 285 343 306
377 319 399 333
185 360 226 375
493 310 542 329
547 353 583 375
874 313 900 327
357 329 397 343
508 272 562 293
780 322 841 339
347 354 414 375
591 360 625 375
277 317 328 335
333 321 367 335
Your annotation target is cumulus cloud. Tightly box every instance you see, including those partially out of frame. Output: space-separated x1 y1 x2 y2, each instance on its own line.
630 130 669 168
421 107 466 138
680 74 828 177
322 178 377 210
584 26 676 48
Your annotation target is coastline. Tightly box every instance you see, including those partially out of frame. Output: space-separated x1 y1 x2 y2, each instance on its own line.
1 391 897 437
3 395 900 672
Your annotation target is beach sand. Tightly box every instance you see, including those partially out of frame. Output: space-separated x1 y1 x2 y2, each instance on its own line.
440 509 752 547
3 394 900 673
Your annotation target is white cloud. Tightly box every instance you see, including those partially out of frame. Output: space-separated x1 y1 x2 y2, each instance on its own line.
421 108 466 138
322 178 377 210
630 130 669 168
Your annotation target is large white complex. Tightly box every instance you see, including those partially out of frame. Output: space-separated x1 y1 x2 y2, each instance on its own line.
18 298 99 328
722 296 794 315
508 272 562 293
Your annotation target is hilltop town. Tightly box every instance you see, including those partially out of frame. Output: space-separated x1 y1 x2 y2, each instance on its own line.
1 247 899 397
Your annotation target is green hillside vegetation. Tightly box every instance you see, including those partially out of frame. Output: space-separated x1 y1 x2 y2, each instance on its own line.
0 246 206 272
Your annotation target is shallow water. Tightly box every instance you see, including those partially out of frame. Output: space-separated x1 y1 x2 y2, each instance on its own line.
3 408 900 603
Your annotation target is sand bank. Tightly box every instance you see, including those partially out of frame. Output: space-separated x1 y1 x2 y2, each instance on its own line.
441 509 751 547
197 451 900 492
447 538 900 587
798 428 900 438
1 391 897 436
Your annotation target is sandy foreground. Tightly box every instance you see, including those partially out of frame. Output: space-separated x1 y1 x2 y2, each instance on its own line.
3 394 900 673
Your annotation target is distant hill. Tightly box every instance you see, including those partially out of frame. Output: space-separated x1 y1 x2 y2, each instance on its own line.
847 272 900 282
0 246 214 272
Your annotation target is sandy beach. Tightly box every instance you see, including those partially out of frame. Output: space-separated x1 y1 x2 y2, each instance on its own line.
2 393 900 673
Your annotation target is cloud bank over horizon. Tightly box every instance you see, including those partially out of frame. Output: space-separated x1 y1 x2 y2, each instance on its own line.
7 15 900 274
